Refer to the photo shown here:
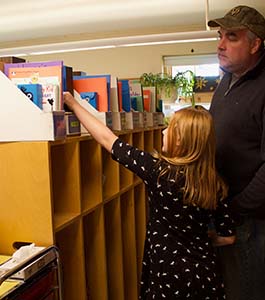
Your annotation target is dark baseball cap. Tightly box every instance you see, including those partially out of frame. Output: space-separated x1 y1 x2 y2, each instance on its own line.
208 5 265 40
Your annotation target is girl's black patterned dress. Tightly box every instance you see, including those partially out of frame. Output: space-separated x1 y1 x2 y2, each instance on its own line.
111 139 235 300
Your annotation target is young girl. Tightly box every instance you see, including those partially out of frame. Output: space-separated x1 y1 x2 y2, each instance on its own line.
64 92 235 299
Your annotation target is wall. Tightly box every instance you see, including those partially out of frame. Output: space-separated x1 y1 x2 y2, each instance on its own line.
26 40 218 78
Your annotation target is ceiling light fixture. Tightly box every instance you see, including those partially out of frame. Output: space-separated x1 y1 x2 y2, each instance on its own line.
0 30 218 57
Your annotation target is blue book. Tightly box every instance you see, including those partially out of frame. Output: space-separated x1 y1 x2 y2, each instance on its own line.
17 83 43 109
119 79 131 112
73 74 111 110
62 65 73 94
80 92 98 109
131 96 144 112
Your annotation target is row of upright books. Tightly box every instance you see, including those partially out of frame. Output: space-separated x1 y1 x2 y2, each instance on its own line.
0 57 164 142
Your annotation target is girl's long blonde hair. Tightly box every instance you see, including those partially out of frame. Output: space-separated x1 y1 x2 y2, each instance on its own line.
157 106 227 210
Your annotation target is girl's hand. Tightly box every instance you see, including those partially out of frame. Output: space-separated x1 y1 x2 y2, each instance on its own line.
63 92 77 111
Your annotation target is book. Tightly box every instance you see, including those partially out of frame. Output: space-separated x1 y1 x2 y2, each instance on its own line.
143 89 151 112
129 80 143 111
118 79 131 112
143 86 157 112
131 96 144 112
73 77 108 112
42 84 60 111
63 65 73 94
73 90 107 130
73 74 111 110
17 83 43 109
110 75 119 112
80 92 98 109
117 81 123 112
4 61 63 112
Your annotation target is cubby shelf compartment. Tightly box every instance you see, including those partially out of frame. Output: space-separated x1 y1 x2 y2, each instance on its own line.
153 128 163 152
0 141 54 253
83 207 108 300
55 220 87 300
144 129 154 152
104 197 125 300
51 142 81 230
80 139 102 212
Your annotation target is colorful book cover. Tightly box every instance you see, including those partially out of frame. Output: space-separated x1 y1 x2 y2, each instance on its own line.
4 61 63 112
129 82 142 97
73 74 111 110
128 80 143 112
80 92 98 109
17 83 43 109
73 77 108 112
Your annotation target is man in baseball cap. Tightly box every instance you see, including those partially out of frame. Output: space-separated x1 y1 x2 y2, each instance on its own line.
208 5 265 40
208 5 265 300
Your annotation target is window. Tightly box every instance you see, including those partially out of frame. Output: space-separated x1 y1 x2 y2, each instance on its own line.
172 63 220 77
163 54 220 77
162 54 220 114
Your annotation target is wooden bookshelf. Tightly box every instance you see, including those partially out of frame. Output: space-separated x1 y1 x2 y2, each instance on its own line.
0 127 163 300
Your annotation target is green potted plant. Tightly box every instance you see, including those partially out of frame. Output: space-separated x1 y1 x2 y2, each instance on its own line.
140 70 195 106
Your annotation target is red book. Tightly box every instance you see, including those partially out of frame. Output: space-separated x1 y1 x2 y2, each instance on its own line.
143 89 151 112
117 81 123 112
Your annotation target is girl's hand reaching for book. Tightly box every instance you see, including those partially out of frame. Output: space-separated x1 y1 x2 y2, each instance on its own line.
63 92 77 111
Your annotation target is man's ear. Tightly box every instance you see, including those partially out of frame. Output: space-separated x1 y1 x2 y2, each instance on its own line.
250 38 262 54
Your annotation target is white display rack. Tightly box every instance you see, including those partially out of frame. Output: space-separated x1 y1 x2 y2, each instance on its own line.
0 71 65 142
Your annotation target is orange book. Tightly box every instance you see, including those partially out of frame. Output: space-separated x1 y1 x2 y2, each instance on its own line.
73 77 108 112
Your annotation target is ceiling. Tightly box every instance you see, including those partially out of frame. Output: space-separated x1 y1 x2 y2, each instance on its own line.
0 0 265 54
